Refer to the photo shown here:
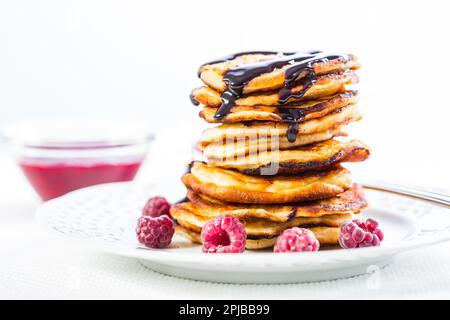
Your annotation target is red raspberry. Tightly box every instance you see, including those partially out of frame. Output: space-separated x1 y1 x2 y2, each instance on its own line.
339 218 384 249
201 215 246 253
142 196 171 218
136 215 174 248
274 227 320 253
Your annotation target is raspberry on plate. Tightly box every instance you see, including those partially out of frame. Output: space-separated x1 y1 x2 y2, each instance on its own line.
142 196 171 218
136 215 174 248
339 218 384 249
274 227 320 253
201 215 246 253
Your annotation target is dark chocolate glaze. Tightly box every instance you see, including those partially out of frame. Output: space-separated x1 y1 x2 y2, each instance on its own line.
197 51 280 77
185 161 195 174
174 197 189 204
192 51 277 105
287 122 299 142
214 51 317 121
199 50 349 142
276 107 307 142
278 52 344 104
189 90 200 106
278 69 316 105
184 160 207 174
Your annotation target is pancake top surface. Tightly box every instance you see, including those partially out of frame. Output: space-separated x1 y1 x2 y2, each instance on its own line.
198 51 360 95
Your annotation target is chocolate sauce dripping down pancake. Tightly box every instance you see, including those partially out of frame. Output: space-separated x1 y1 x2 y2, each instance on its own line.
277 52 346 104
213 51 318 120
276 107 307 142
174 197 189 204
202 51 349 142
189 91 200 106
197 51 280 77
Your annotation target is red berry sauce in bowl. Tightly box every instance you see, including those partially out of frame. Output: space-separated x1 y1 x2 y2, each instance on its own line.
19 161 142 201
4 118 154 201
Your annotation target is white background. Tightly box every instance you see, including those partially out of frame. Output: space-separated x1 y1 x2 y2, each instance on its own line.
0 0 450 299
1 0 449 189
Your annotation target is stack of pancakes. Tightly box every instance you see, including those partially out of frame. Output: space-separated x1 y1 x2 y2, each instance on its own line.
171 51 371 249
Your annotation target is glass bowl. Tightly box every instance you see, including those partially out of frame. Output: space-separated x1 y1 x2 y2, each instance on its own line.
3 118 154 201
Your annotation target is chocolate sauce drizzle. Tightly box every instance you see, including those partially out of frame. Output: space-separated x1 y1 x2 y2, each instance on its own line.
185 161 195 174
276 107 307 142
197 51 280 77
198 50 349 142
185 160 207 174
174 197 189 204
189 91 199 106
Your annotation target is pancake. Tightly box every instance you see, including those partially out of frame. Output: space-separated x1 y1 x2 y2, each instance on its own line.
199 105 362 147
182 162 352 204
175 224 340 249
191 71 358 107
174 205 352 237
205 139 371 175
200 126 348 160
171 183 367 223
199 91 358 124
198 51 360 95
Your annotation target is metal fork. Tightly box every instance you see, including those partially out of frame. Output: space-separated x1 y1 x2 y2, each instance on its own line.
361 181 450 209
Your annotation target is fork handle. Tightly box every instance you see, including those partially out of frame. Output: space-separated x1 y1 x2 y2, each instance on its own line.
361 181 450 209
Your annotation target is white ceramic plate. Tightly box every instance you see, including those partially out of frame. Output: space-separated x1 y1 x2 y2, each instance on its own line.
36 181 450 284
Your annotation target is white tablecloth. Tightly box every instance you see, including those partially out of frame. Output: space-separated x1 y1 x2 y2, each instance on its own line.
1 141 450 300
